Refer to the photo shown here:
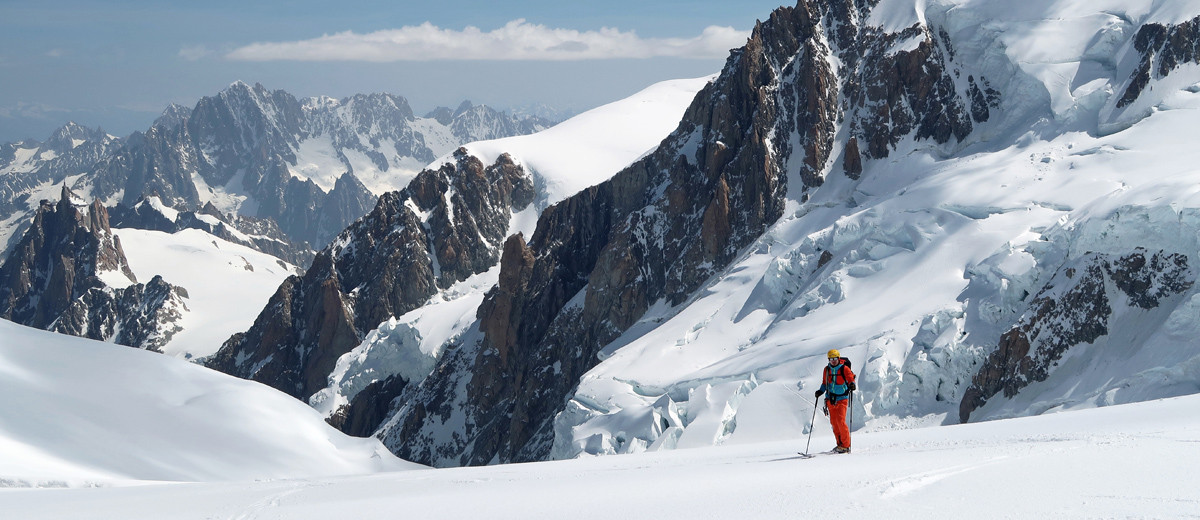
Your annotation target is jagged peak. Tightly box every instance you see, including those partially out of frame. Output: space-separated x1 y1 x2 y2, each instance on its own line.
225 79 255 92
216 80 274 106
152 103 192 131
58 184 86 207
424 106 455 125
159 103 191 118
453 100 475 117
45 121 103 149
87 198 112 235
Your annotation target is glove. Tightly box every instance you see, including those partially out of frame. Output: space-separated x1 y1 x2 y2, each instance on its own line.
814 389 824 398
848 382 856 392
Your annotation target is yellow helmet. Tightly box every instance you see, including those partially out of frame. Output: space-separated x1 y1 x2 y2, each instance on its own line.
827 349 841 359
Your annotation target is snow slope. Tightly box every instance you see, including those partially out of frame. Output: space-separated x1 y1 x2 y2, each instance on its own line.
3 392 1197 518
0 320 416 486
438 76 715 218
112 228 297 360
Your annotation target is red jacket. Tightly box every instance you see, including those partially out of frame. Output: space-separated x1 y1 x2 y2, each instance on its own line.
820 358 856 402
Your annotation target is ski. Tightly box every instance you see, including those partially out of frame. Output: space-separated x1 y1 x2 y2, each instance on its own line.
797 449 848 458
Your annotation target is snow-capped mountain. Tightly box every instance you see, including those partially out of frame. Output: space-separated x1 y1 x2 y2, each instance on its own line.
0 82 554 263
0 122 120 250
0 83 555 357
526 0 1200 460
205 0 1200 469
7 0 1200 517
19 0 1200 476
86 81 553 249
0 183 301 359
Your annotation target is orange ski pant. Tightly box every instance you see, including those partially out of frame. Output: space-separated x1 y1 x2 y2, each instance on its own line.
828 398 851 448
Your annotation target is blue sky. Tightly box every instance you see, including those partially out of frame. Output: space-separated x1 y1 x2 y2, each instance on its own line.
0 0 789 143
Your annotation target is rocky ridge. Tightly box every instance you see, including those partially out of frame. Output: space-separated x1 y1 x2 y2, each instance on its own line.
108 196 313 267
1 123 119 249
205 149 534 423
0 186 188 351
960 248 1196 422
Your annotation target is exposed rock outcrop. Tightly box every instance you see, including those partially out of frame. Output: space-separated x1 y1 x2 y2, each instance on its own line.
960 249 1195 422
1 123 119 249
205 150 534 406
1119 16 1200 108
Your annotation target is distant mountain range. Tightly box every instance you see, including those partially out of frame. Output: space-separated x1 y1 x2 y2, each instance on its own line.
0 82 555 256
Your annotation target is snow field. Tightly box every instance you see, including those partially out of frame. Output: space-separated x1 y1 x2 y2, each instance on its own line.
0 319 416 486
111 228 297 359
4 392 1198 519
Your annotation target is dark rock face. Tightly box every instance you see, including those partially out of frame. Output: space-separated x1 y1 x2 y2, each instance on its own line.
0 186 187 350
0 187 135 328
54 275 189 352
1119 16 1200 108
205 150 534 406
327 374 410 437
835 23 975 162
379 0 992 467
959 249 1194 422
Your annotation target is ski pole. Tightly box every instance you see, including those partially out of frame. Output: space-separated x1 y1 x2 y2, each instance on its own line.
849 389 854 432
803 395 819 456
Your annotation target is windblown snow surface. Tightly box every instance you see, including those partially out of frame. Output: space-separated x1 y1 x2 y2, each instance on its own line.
2 317 1197 518
446 75 718 217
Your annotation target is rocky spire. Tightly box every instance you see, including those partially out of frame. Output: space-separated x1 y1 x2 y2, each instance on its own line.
0 189 185 350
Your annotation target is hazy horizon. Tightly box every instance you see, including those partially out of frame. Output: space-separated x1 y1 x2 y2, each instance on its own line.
0 0 789 143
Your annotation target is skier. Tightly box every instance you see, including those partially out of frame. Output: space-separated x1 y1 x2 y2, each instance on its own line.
814 349 856 454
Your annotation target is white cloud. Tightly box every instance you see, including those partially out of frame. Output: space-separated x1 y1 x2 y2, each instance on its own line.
225 19 748 62
178 45 213 61
45 49 65 58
